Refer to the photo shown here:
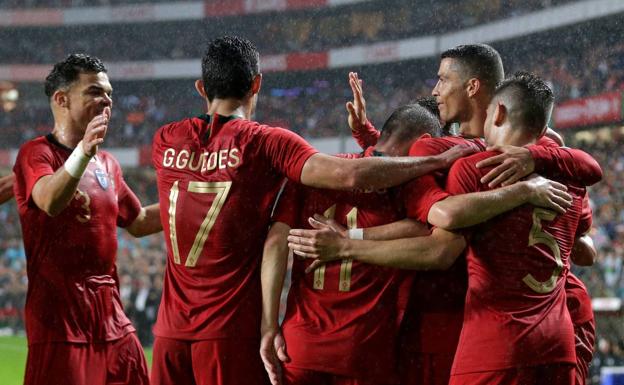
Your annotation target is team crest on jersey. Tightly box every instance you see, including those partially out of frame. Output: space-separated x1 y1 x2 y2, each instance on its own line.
94 169 109 190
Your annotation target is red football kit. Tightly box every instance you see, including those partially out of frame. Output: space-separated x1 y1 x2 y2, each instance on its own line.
151 114 317 385
13 134 148 385
445 151 589 385
568 193 595 385
274 147 415 385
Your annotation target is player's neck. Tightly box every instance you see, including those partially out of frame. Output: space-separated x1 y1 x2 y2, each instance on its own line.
493 125 537 147
206 98 248 120
457 110 486 138
51 121 83 149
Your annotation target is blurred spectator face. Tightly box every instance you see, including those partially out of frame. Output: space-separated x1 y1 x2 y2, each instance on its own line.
432 58 470 124
64 72 113 132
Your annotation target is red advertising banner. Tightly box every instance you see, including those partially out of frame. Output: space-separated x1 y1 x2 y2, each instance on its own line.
554 91 623 129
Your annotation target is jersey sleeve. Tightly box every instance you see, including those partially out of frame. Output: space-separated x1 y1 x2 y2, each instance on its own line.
351 120 381 150
445 157 484 196
272 180 302 228
402 175 449 223
258 126 319 182
13 141 56 203
528 144 603 186
109 156 142 228
575 192 593 237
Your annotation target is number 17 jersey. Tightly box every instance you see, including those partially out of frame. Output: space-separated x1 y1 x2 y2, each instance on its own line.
152 114 317 340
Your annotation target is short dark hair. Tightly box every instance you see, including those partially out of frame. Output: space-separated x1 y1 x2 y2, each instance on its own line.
44 54 107 98
379 104 441 144
440 44 504 93
201 36 259 102
412 96 453 136
492 71 554 135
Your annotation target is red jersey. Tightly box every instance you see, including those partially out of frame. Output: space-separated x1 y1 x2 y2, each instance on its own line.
13 134 142 344
567 193 594 326
274 147 414 382
446 151 588 374
152 114 317 340
399 136 486 355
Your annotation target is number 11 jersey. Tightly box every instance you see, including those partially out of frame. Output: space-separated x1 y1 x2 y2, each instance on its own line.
152 114 317 340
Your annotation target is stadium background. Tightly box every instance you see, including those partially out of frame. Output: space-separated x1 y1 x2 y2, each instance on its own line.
0 0 623 384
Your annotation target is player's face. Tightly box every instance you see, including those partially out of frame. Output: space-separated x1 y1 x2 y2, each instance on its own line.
66 72 113 132
432 58 470 124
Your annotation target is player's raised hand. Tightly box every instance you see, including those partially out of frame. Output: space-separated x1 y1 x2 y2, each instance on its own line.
346 72 368 132
260 329 289 385
437 143 479 168
477 145 535 187
81 106 111 157
525 174 573 214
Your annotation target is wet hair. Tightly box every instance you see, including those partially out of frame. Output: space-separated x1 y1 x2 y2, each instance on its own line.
492 71 554 135
44 54 107 98
440 44 504 93
412 95 453 136
379 103 442 144
201 36 260 101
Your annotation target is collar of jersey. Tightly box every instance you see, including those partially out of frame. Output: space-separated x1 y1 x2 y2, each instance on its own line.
198 114 240 125
46 133 74 153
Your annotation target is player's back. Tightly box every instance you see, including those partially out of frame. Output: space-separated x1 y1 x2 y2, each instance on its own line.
152 114 316 340
447 151 584 374
275 148 412 381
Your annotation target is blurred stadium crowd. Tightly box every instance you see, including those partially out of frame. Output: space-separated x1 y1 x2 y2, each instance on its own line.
1 0 624 383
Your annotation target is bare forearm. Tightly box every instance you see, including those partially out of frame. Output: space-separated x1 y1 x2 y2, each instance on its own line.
363 218 430 240
261 222 290 332
32 170 81 216
0 173 15 204
571 235 596 267
348 155 446 191
126 203 162 237
341 229 465 270
429 182 530 230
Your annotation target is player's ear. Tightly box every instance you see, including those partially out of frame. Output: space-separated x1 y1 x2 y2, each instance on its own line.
250 74 262 95
194 80 208 99
52 89 69 109
466 78 480 98
493 102 506 126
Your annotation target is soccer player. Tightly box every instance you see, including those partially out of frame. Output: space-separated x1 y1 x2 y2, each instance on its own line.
344 45 601 385
12 54 162 385
0 173 14 204
289 72 594 385
150 36 471 385
261 104 442 385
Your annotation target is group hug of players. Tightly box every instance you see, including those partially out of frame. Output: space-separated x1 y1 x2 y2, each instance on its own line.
1 35 603 385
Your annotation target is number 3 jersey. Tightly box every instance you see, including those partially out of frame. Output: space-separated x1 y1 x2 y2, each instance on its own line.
152 114 317 340
13 134 142 344
445 151 590 374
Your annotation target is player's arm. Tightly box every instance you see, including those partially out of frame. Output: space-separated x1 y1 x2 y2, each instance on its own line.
570 191 595 266
476 143 603 187
32 109 110 216
260 222 291 385
428 175 572 230
125 203 162 237
311 214 430 240
289 226 465 270
346 72 380 149
571 235 596 266
0 173 15 204
300 144 472 191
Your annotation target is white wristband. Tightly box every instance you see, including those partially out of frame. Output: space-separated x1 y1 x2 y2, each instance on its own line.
348 228 364 240
64 141 91 179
